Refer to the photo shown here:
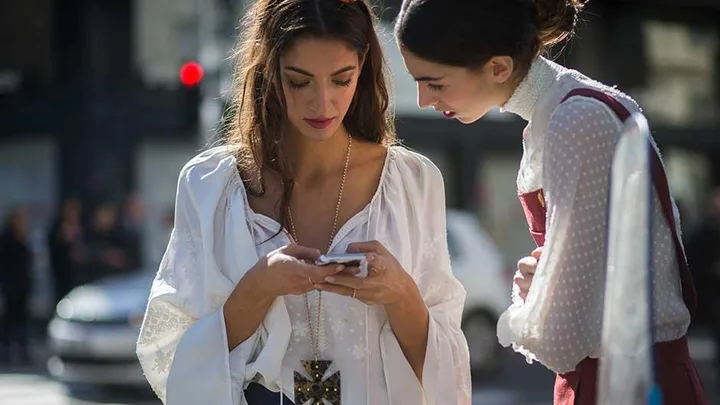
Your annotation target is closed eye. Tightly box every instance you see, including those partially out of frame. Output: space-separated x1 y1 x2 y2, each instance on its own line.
289 81 310 89
427 83 445 92
288 79 352 89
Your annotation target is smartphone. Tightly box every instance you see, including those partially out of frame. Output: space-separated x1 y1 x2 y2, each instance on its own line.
315 253 366 266
315 253 368 277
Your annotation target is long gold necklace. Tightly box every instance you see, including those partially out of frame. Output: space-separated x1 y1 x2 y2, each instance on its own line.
288 135 351 405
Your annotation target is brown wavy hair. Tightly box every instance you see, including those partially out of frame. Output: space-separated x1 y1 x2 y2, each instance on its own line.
224 0 394 232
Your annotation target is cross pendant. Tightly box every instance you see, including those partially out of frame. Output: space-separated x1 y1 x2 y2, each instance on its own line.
293 359 341 405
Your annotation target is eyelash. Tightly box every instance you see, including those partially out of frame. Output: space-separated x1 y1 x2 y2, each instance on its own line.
427 83 445 92
288 81 307 89
288 79 352 89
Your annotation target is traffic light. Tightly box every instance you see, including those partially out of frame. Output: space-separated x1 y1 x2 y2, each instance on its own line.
179 62 201 131
179 61 204 87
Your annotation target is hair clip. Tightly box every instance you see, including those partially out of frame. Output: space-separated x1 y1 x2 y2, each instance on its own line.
339 0 358 3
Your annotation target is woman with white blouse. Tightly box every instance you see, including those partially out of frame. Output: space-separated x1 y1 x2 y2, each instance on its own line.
135 0 470 404
395 0 708 404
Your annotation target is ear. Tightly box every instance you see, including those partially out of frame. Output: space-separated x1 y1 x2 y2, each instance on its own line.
486 56 514 84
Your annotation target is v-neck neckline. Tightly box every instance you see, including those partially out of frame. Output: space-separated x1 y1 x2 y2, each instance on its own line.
236 146 394 252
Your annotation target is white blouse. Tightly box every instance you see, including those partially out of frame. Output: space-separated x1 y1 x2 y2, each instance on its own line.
136 145 471 405
496 57 691 373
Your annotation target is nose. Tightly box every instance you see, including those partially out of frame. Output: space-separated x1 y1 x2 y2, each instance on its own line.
310 82 332 113
417 85 436 109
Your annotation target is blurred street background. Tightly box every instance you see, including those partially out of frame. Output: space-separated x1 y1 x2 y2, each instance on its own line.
1 0 720 404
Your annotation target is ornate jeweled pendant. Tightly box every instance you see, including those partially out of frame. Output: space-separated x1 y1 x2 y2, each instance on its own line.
293 360 341 405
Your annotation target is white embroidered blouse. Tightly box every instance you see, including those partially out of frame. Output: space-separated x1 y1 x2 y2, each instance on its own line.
136 145 471 405
496 57 691 373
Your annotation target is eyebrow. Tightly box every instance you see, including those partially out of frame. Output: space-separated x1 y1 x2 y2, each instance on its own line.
283 65 356 77
413 75 445 82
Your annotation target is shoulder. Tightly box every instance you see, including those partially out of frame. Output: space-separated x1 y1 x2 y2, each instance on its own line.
543 91 637 181
390 145 443 178
558 67 641 114
545 89 639 153
386 145 445 203
552 70 641 126
176 145 239 204
178 145 237 188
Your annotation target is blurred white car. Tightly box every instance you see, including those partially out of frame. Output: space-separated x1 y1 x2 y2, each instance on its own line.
46 272 153 387
447 209 511 374
46 209 510 387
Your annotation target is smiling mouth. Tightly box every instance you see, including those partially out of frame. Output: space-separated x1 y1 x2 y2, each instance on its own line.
303 117 334 129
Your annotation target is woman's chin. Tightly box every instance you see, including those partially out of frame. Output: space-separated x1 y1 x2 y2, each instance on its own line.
456 115 477 124
295 123 342 142
456 111 486 124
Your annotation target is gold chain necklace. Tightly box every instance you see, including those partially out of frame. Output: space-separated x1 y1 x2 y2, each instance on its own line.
288 135 351 405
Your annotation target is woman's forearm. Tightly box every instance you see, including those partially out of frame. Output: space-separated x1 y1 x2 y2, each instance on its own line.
385 281 429 381
222 268 275 351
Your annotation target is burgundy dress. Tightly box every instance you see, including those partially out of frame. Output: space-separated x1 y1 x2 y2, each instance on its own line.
516 88 709 405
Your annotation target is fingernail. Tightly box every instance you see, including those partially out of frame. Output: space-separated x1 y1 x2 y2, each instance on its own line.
335 265 345 272
366 253 375 261
325 277 334 282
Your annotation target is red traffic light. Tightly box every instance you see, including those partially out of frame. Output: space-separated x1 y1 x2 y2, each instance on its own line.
180 62 204 87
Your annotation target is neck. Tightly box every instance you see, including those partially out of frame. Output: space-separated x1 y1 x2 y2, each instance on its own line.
498 74 524 109
500 56 562 122
288 127 351 185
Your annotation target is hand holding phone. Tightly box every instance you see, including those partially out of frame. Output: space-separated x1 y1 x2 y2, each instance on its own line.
315 253 368 277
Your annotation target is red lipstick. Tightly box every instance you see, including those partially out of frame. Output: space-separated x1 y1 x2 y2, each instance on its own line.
304 117 334 129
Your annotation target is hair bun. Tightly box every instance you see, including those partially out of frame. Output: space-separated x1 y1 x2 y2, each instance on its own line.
533 0 586 49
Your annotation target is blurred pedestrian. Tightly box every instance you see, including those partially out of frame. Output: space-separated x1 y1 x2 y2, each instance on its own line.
86 202 129 281
0 208 34 365
395 0 707 404
120 192 144 271
149 206 175 266
47 198 86 304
